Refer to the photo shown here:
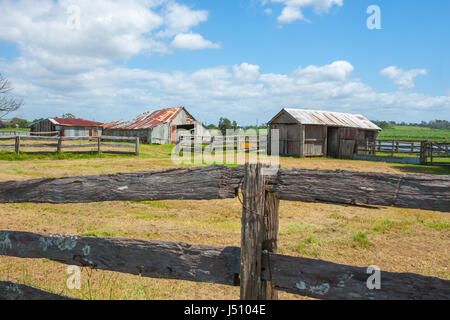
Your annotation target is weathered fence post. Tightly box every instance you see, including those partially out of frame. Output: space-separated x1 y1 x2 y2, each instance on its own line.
420 141 426 165
430 142 434 165
240 163 279 300
97 136 101 155
262 181 280 299
14 136 20 154
57 137 62 153
135 137 140 156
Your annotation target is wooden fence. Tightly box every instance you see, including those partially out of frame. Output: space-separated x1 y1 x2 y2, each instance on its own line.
0 164 449 300
356 140 450 166
0 130 59 137
0 135 139 155
177 135 265 153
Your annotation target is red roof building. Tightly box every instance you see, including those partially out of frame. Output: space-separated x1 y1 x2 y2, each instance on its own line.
30 117 104 137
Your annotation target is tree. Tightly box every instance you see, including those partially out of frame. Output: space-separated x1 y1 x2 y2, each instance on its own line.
10 117 29 128
0 74 23 119
218 117 232 135
62 113 76 119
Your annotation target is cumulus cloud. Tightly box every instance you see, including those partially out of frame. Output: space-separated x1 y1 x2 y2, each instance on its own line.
0 0 216 67
0 1 447 124
157 2 209 37
171 33 220 50
264 0 343 24
381 66 429 89
2 55 449 124
293 60 354 82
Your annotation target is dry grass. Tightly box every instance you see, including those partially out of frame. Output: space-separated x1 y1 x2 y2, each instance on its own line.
0 144 449 300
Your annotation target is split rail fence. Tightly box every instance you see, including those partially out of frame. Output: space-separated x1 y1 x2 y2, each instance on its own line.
177 135 265 153
0 164 449 300
356 140 450 166
0 131 60 137
0 135 139 155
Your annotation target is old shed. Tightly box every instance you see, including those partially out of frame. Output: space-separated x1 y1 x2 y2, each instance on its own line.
102 107 204 144
30 118 103 137
268 108 381 158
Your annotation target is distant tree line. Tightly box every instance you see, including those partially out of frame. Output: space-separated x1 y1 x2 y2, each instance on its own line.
371 120 449 130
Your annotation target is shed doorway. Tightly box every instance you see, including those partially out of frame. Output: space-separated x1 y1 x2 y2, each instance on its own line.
327 127 339 158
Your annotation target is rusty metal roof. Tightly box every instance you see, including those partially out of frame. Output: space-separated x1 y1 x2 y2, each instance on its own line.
105 107 195 130
279 109 381 130
49 118 103 127
101 120 125 129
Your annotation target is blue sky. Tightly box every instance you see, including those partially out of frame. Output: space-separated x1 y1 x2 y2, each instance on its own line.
0 0 449 125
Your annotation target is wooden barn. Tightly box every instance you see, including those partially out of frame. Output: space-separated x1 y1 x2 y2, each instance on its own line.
268 108 381 158
102 107 206 144
30 118 103 137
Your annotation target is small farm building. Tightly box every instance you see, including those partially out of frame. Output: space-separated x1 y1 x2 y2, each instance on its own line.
268 108 381 158
30 118 103 137
102 107 208 144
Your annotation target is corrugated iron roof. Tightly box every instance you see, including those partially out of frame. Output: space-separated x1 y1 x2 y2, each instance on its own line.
279 109 381 130
106 107 195 130
49 118 103 127
101 120 125 129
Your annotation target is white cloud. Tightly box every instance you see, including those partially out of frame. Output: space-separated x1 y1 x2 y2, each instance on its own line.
278 6 304 23
171 33 220 50
293 60 354 82
0 0 215 67
265 0 343 24
158 2 209 37
0 1 447 124
233 63 260 82
381 66 428 89
2 56 449 124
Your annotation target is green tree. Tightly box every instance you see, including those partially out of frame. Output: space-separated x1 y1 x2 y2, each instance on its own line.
62 113 76 119
218 117 232 135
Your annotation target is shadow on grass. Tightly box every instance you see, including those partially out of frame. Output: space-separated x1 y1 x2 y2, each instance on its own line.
0 152 137 161
391 164 450 175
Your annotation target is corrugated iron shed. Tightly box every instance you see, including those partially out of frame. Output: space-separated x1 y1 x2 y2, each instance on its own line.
280 109 381 130
106 107 195 130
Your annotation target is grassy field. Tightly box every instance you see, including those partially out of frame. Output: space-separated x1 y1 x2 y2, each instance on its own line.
378 126 450 142
0 144 449 300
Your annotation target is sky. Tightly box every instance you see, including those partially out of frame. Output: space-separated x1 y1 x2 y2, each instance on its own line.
0 0 449 126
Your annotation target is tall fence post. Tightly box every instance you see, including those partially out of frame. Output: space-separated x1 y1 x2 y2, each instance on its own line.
262 178 280 299
14 136 20 154
135 137 140 156
240 163 279 300
420 141 426 165
57 137 62 153
97 136 101 155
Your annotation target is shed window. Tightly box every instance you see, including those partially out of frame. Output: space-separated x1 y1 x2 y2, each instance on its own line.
344 128 356 140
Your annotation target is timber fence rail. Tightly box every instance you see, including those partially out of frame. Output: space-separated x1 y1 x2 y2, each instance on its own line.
0 131 60 137
0 135 139 155
356 140 450 166
0 165 449 300
177 135 265 153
